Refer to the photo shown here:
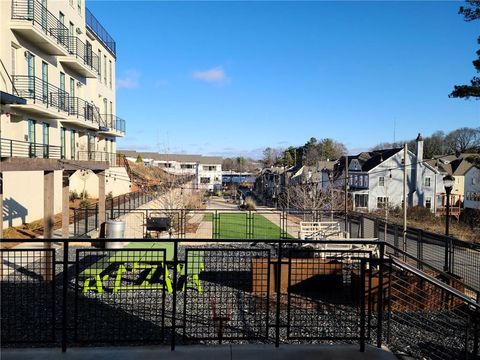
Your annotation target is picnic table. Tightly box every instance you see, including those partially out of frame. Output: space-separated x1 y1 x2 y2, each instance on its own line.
81 242 204 293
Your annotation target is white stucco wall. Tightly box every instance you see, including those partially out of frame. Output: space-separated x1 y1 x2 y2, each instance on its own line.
69 166 131 198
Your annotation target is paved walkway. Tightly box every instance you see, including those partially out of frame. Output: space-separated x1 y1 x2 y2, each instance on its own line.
1 344 397 360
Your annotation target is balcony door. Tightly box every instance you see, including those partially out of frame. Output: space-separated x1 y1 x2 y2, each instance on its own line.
87 133 96 160
28 119 36 157
42 122 49 158
41 0 47 32
69 77 75 114
60 72 66 111
26 52 35 96
60 127 65 159
41 61 48 104
86 40 93 67
70 129 76 160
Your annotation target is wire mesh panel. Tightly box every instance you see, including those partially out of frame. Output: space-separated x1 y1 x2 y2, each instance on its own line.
183 248 271 342
452 240 480 296
1 249 56 343
145 211 181 238
252 212 283 239
184 210 216 239
216 213 248 239
287 248 371 340
384 260 480 360
75 248 167 343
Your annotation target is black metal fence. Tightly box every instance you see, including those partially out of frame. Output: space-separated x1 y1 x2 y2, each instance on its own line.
72 207 480 300
73 190 156 237
66 36 100 74
0 137 61 159
1 238 478 359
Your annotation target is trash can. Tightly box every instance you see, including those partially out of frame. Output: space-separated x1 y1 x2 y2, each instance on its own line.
105 219 125 249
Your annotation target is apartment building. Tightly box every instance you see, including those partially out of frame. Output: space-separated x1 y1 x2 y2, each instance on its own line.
0 0 129 235
122 151 223 191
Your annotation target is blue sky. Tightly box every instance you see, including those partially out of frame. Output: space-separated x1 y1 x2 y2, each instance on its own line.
88 1 480 159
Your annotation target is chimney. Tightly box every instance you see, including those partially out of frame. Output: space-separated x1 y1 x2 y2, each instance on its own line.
416 133 423 162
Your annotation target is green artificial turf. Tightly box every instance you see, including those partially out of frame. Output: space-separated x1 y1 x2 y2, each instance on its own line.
203 212 288 239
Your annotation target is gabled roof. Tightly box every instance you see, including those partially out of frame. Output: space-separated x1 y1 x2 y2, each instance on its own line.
335 148 402 174
119 150 222 164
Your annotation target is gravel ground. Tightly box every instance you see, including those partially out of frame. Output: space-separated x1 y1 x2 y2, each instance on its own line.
1 242 477 359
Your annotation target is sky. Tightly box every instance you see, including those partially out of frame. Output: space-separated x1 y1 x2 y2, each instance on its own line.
87 0 480 159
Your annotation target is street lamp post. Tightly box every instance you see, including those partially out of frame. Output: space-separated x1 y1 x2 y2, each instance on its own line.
443 174 455 272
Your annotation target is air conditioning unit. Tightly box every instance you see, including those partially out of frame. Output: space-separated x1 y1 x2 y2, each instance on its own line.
76 27 82 35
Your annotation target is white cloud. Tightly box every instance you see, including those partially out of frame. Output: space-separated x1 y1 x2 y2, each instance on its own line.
117 70 140 89
192 66 229 85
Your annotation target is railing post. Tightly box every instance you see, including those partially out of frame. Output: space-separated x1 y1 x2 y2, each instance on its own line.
84 207 88 236
376 242 385 348
95 203 98 229
171 239 179 351
417 229 423 270
275 241 282 348
61 241 69 352
360 258 366 352
110 197 114 219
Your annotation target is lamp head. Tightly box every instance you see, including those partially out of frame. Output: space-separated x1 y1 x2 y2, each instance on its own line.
443 174 455 191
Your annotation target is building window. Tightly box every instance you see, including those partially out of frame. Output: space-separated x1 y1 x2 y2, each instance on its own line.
377 197 389 209
109 60 112 88
103 55 107 84
98 50 102 79
200 177 211 184
42 123 49 158
70 129 76 160
203 165 217 171
180 164 194 169
425 177 431 187
473 177 477 185
60 127 66 159
77 0 81 15
355 194 368 208
378 176 385 187
425 197 432 209
11 44 17 76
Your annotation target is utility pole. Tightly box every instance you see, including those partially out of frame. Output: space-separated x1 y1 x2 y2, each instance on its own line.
345 155 348 233
403 143 408 260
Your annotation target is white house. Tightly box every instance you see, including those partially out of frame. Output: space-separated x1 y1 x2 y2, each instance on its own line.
335 134 445 212
121 151 223 191
464 165 480 210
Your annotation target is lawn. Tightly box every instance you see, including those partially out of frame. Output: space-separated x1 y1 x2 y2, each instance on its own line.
203 213 289 239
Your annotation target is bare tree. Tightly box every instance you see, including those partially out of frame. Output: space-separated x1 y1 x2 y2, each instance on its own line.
445 127 480 153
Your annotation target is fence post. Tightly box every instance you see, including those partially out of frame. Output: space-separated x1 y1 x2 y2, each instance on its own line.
360 258 366 352
376 242 385 348
275 241 282 348
84 207 88 236
61 241 69 352
417 230 423 270
110 197 114 219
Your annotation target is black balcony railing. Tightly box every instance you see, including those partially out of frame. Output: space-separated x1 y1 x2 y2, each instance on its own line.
0 137 61 159
66 36 100 74
11 0 69 52
68 97 103 126
100 114 126 134
77 151 120 165
12 75 69 113
85 8 116 57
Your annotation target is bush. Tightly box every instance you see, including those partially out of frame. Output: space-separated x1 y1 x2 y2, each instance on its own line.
408 205 434 222
79 199 90 209
69 190 79 202
106 191 113 200
241 196 256 211
80 190 89 199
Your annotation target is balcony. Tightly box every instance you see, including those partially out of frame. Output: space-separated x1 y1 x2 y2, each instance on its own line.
62 97 101 130
10 75 69 119
98 114 126 136
10 0 69 56
85 7 116 57
77 151 121 166
59 36 100 78
0 137 61 159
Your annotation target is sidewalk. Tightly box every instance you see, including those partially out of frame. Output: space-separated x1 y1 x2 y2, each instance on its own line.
1 344 397 360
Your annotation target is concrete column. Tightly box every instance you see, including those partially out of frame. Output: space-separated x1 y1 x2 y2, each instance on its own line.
96 170 106 238
62 171 70 239
43 170 54 281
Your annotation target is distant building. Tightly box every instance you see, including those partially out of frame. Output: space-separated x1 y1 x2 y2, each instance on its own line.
121 151 223 191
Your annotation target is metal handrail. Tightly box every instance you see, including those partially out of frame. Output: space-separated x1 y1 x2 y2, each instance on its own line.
0 59 19 96
12 75 69 113
65 36 100 73
85 7 116 57
0 137 61 159
11 0 69 51
100 114 126 133
77 151 119 165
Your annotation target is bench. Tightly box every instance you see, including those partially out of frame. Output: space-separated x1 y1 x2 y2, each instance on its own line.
298 221 349 240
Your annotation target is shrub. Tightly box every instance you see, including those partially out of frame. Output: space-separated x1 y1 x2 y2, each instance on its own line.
80 190 89 199
69 190 79 201
408 205 434 222
79 199 90 209
241 196 256 211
